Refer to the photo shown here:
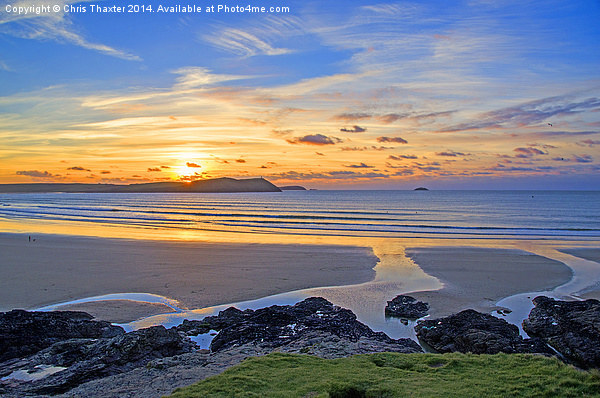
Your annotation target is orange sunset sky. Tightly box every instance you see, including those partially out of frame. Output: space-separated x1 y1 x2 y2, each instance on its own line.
1 1 599 189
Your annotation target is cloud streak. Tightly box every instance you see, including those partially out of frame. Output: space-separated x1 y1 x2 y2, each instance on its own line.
340 125 366 133
287 134 343 145
16 170 59 178
271 170 389 181
204 27 291 57
436 150 467 157
377 136 408 144
172 67 249 89
0 1 140 60
344 162 374 168
513 147 547 158
441 96 600 132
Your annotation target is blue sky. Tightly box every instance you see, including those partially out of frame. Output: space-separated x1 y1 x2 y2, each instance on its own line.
1 0 599 188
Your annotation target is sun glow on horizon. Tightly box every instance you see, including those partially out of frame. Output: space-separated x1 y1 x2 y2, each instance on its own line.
169 152 212 181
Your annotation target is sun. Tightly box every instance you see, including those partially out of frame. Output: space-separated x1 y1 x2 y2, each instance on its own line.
166 152 211 181
173 159 210 182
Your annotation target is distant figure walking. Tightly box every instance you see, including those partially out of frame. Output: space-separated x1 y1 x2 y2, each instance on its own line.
28 235 31 242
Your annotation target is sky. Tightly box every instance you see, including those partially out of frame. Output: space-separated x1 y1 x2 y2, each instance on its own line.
0 0 599 189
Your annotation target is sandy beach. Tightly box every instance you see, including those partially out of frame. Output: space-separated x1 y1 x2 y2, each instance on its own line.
405 247 574 318
57 301 178 324
2 230 597 326
0 233 377 320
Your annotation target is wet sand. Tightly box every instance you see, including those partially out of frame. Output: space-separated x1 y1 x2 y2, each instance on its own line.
559 248 600 264
58 301 177 324
405 247 574 318
0 233 378 317
559 248 600 300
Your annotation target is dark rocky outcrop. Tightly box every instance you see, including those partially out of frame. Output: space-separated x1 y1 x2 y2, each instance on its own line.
1 326 193 395
202 297 421 354
0 310 124 362
523 296 600 368
385 295 429 319
202 306 255 331
0 298 421 397
415 309 552 355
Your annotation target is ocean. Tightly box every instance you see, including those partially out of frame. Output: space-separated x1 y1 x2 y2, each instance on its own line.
2 190 599 338
1 190 599 239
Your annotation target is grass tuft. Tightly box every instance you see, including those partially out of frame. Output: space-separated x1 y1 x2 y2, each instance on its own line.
168 352 600 398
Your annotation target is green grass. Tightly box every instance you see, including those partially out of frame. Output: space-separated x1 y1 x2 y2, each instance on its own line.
168 353 600 398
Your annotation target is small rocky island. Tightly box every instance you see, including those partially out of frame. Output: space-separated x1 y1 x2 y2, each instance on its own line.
414 187 429 191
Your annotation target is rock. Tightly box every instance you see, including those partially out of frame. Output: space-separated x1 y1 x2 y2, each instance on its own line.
523 296 600 368
385 295 429 319
201 307 254 330
415 309 552 355
0 299 421 397
175 320 212 336
0 326 193 395
52 346 260 398
207 297 421 354
0 310 124 362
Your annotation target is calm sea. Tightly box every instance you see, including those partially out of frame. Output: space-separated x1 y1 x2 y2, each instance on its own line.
0 190 598 239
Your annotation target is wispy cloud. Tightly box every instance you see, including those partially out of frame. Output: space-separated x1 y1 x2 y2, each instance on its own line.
340 146 392 151
360 3 417 16
378 113 406 124
340 125 366 133
172 67 249 89
344 162 374 168
377 136 407 144
16 169 60 179
272 73 368 96
440 96 600 132
333 113 372 122
388 154 418 160
436 150 467 157
204 15 305 58
578 139 600 147
552 154 593 163
0 1 140 60
204 27 291 57
513 147 547 158
271 170 389 181
286 134 342 145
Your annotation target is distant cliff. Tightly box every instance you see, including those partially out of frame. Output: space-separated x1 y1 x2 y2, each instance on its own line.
0 177 282 193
